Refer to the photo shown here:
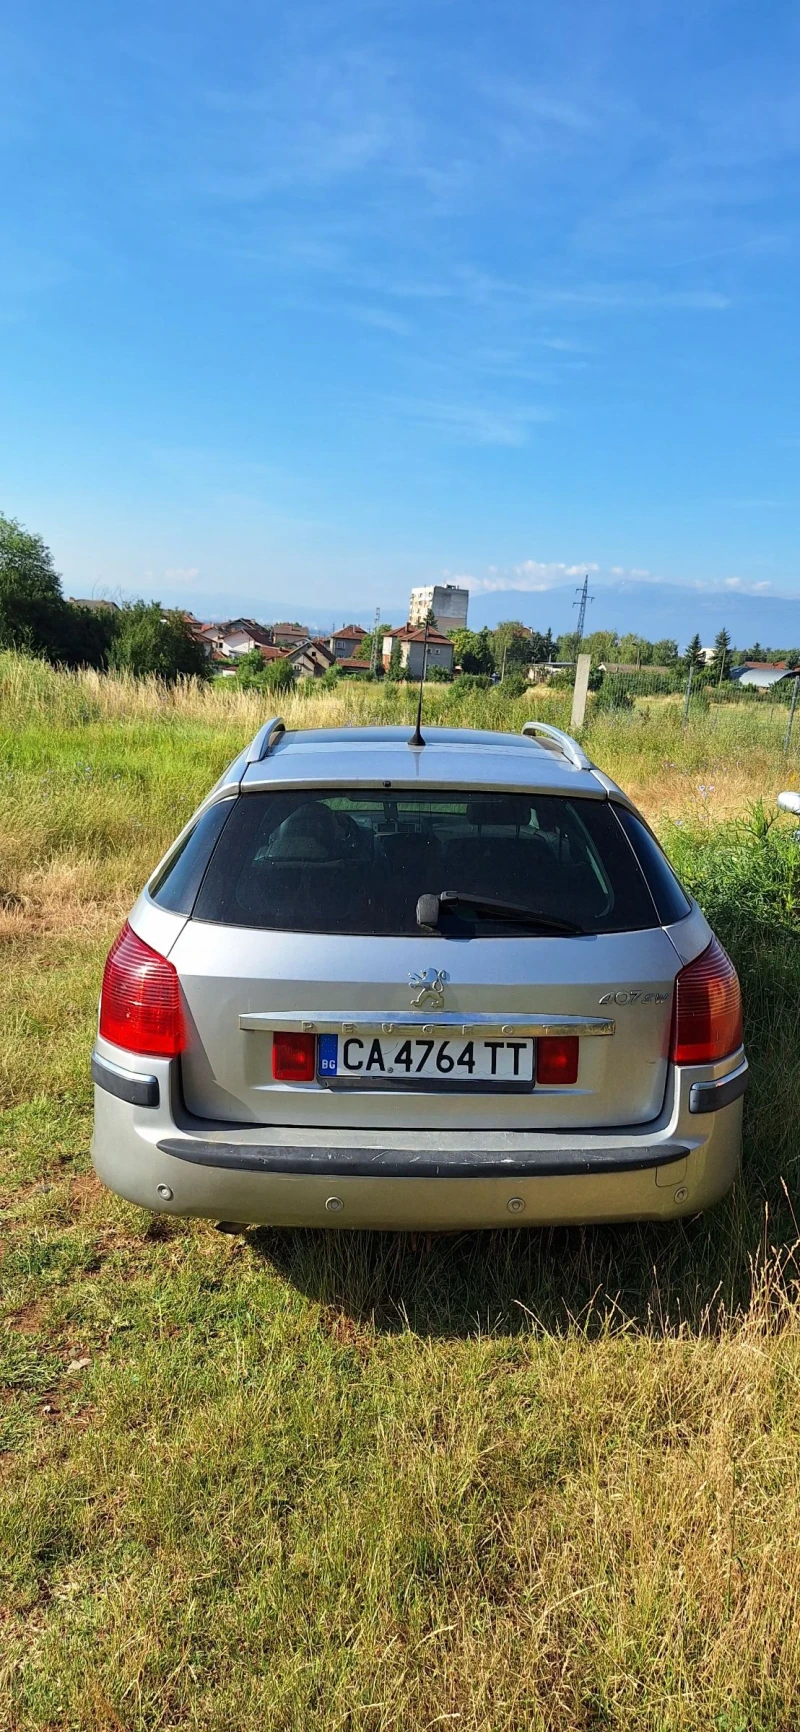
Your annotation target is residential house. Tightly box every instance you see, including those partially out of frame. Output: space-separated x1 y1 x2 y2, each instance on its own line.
285 638 337 679
199 619 273 659
271 622 309 648
335 656 372 677
382 625 455 679
329 623 367 658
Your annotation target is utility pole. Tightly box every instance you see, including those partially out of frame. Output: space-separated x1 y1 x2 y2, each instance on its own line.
573 574 594 649
370 606 381 677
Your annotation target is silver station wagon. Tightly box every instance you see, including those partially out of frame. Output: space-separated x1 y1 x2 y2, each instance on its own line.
91 719 747 1230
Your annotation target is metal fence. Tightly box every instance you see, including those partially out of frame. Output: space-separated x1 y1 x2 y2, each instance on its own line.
564 655 800 756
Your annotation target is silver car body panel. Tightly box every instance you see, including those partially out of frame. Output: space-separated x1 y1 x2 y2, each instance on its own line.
91 1032 746 1227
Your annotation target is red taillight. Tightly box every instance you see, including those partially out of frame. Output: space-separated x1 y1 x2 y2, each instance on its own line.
537 1036 579 1086
272 1032 316 1082
671 936 743 1066
99 921 185 1058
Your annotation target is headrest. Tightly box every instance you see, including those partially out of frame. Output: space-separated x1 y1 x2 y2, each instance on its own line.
268 802 343 860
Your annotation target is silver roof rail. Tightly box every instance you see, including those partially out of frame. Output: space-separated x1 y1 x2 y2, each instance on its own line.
245 716 287 764
521 720 593 771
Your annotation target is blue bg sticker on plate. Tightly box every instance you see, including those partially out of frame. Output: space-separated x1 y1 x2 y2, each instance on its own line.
317 1034 339 1076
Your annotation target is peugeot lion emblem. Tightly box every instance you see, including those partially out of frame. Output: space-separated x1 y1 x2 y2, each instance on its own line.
408 966 449 1008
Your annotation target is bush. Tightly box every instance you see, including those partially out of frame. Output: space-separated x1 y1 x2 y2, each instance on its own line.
263 657 296 693
452 673 492 693
109 603 210 683
499 672 528 698
594 674 634 712
426 664 452 683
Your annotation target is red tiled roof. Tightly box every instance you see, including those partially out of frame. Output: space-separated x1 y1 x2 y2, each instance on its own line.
386 624 452 645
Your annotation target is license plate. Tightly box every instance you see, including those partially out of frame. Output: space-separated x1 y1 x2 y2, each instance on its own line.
317 1033 534 1085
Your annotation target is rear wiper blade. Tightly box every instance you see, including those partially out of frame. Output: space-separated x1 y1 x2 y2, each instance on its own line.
416 891 583 935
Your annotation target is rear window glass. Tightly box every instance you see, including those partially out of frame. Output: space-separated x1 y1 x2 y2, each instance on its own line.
613 806 692 924
190 789 659 936
149 799 235 914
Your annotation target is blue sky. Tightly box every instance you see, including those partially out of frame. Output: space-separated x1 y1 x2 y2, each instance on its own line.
2 0 799 634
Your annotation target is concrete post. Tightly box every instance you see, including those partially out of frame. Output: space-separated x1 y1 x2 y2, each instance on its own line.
571 654 591 732
784 675 800 756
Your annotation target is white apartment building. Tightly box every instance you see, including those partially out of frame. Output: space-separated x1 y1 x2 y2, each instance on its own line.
408 583 469 635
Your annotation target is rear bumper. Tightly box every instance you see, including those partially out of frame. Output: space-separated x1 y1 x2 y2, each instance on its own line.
91 1042 747 1228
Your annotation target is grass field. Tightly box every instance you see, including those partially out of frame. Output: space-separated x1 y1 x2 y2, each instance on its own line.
3 652 800 1730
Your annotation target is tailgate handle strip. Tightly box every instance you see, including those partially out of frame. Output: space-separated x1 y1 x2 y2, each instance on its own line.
238 1013 615 1037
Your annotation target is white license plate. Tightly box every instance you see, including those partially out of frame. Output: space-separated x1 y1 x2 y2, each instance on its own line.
317 1033 534 1085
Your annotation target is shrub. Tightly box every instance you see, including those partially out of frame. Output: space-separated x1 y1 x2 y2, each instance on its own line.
452 672 491 693
499 672 528 699
594 674 634 712
263 657 296 692
109 603 210 684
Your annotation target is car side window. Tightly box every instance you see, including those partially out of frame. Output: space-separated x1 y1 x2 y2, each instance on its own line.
612 805 691 924
149 799 236 914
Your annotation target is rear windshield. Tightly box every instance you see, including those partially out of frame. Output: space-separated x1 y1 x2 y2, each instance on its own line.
187 788 660 936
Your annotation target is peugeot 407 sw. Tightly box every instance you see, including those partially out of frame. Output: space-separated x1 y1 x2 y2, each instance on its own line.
91 718 747 1230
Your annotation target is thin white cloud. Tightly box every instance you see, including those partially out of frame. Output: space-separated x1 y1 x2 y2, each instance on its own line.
164 567 200 583
390 399 553 447
461 559 600 594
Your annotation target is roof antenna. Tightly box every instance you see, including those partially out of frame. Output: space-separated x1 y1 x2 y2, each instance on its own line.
409 618 430 748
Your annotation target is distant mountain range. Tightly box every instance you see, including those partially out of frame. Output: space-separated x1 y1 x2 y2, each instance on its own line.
466 581 800 651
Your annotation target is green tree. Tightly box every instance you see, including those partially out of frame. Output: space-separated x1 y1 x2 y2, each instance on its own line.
0 513 118 666
651 638 679 666
388 638 403 680
618 633 647 666
582 629 620 665
0 514 71 661
685 633 704 669
263 656 296 692
236 647 267 680
452 627 494 675
491 620 532 673
109 603 210 683
712 626 731 685
528 628 555 664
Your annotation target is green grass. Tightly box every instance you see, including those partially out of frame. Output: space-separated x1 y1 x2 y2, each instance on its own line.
3 653 800 1730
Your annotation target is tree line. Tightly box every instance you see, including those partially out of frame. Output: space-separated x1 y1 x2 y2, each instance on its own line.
4 511 797 688
0 514 209 682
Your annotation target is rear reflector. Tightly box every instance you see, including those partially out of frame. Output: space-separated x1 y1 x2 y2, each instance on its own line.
537 1036 579 1086
273 1032 316 1082
99 922 185 1058
671 936 743 1066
